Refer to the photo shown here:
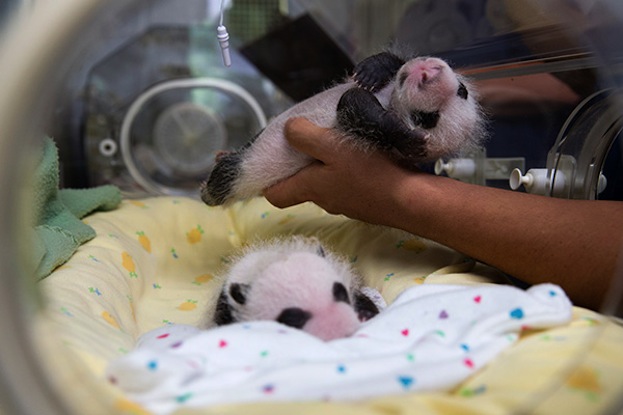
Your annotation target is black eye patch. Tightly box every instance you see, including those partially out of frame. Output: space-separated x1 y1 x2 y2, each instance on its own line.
457 82 468 100
410 110 440 129
332 282 350 304
277 307 312 329
229 283 250 305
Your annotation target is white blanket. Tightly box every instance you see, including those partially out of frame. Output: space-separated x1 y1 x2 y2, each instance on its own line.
107 283 572 414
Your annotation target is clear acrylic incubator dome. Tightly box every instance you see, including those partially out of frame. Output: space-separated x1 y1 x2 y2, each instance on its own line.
0 1 622 414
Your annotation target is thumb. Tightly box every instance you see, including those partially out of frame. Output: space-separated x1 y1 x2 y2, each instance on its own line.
283 117 340 162
262 160 322 208
264 118 341 208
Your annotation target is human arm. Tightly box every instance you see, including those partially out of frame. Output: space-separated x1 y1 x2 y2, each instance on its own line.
263 117 623 310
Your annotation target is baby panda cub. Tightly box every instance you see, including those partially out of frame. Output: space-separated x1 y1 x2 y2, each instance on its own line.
213 237 381 341
201 51 486 206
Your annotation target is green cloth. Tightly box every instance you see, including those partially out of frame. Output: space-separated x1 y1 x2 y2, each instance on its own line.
31 137 121 280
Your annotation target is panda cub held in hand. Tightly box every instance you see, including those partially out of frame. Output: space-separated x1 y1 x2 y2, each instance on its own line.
213 237 382 341
201 51 486 206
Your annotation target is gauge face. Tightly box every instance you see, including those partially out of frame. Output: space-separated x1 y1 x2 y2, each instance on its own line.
153 102 226 176
119 78 266 196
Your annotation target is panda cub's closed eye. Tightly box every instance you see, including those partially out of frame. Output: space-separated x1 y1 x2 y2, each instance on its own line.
277 307 312 329
229 283 249 305
410 110 440 130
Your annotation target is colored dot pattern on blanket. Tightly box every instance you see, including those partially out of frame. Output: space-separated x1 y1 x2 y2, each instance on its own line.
106 283 573 413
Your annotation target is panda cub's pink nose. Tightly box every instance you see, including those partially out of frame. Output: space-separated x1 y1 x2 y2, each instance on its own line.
412 60 443 85
304 302 361 341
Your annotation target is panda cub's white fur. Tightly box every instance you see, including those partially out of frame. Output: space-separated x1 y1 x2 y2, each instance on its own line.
212 236 380 341
204 83 354 205
201 51 486 206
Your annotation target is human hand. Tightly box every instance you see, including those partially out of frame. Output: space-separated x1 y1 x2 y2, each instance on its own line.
263 117 415 226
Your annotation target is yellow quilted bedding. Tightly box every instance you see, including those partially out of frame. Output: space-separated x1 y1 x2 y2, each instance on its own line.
37 196 623 415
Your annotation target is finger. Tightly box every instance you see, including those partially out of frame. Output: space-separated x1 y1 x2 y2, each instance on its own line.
284 117 341 161
263 161 322 208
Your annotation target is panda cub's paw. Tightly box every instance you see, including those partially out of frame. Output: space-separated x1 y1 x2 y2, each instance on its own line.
336 87 388 143
336 87 429 160
200 151 243 206
353 52 405 91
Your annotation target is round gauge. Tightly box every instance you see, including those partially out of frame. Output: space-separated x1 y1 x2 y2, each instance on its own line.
153 102 226 176
120 77 267 196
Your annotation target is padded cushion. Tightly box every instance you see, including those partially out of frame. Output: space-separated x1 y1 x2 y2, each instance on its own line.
39 196 623 414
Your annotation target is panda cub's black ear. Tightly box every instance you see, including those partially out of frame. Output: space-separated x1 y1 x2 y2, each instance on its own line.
229 283 250 305
332 282 351 304
353 290 380 322
457 82 468 100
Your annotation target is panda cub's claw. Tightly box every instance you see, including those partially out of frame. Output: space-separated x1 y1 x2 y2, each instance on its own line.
353 51 405 91
201 151 243 206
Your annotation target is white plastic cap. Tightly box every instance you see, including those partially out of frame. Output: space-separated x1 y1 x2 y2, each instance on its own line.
509 168 566 195
434 158 476 179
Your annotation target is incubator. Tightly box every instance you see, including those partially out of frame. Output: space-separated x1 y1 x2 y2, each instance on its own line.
0 0 622 414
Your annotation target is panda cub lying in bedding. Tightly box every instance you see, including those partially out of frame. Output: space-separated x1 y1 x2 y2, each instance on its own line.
213 237 382 341
201 51 486 206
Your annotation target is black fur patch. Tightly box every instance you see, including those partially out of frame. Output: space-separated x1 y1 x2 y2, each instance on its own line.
201 152 244 206
229 283 250 305
332 282 350 304
277 307 312 329
410 110 440 129
336 88 389 145
354 52 405 91
457 82 468 100
214 289 236 325
353 291 380 322
336 87 429 162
